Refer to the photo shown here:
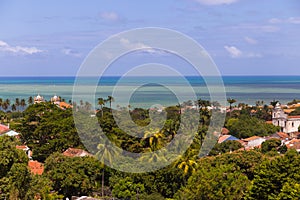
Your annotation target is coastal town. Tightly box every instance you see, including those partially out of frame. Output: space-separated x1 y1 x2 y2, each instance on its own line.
1 94 300 178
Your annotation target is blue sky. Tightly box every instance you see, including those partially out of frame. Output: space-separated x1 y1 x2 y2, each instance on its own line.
0 0 300 76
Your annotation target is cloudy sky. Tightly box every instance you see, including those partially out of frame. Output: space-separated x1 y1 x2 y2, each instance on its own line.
0 0 299 76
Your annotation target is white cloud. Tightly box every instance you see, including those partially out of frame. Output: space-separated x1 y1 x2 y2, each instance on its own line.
0 40 43 55
194 0 239 5
224 45 242 58
224 45 262 58
244 36 257 45
61 48 81 57
119 38 169 55
269 17 300 24
100 12 120 21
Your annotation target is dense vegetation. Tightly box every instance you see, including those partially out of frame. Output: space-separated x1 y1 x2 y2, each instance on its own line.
0 97 296 199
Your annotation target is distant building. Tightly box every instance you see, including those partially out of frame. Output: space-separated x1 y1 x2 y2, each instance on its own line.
34 94 45 104
218 135 239 143
272 102 300 133
62 147 91 157
50 94 61 104
242 136 266 148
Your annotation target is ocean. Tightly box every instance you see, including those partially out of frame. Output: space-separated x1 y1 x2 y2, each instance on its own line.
0 76 300 108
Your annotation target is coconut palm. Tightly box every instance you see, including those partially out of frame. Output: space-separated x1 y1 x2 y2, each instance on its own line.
106 96 114 111
11 104 16 112
15 98 20 111
176 157 197 176
227 98 237 110
98 97 105 117
142 128 165 151
20 99 26 109
28 96 33 105
270 99 279 108
96 138 122 197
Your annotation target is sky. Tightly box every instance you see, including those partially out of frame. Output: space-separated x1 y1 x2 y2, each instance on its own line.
0 0 300 76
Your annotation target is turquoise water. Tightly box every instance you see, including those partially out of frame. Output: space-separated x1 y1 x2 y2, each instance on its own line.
0 76 300 108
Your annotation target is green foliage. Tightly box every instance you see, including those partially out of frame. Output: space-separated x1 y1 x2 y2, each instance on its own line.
111 176 145 199
175 163 250 200
290 107 300 116
209 140 243 156
246 150 300 199
15 103 83 162
44 152 104 198
226 115 279 138
261 138 282 153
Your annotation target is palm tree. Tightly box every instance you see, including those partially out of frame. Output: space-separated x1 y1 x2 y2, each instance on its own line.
143 128 165 151
15 98 20 111
20 99 26 109
106 96 114 111
28 96 33 105
176 157 197 176
270 99 279 108
11 104 16 112
0 98 2 110
227 98 236 110
2 102 8 111
96 139 122 197
98 98 105 117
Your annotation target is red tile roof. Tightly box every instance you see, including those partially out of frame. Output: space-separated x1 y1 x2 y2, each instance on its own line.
288 116 300 119
0 124 9 134
62 148 91 157
218 135 231 143
277 132 289 139
243 136 262 142
28 160 44 175
16 145 29 151
59 102 72 109
221 128 230 135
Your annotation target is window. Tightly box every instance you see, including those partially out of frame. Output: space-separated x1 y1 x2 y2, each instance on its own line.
292 122 294 127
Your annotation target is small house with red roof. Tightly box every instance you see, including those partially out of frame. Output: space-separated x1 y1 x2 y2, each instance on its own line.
62 148 91 157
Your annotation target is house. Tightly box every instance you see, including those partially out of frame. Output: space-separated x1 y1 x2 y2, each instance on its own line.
28 160 44 175
242 136 266 148
269 132 290 141
218 135 239 143
285 138 300 152
0 124 9 134
34 94 45 104
59 101 72 109
62 148 91 157
272 102 300 133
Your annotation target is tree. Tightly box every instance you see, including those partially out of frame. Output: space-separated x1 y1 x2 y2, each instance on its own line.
20 98 26 109
261 138 282 153
209 140 243 156
247 150 300 199
98 97 105 117
11 104 16 112
15 98 20 111
28 96 33 105
227 98 237 110
270 99 279 108
107 95 114 111
111 176 145 200
44 153 103 199
175 163 250 200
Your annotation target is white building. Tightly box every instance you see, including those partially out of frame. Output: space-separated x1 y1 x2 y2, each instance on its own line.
34 94 45 104
272 103 300 133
